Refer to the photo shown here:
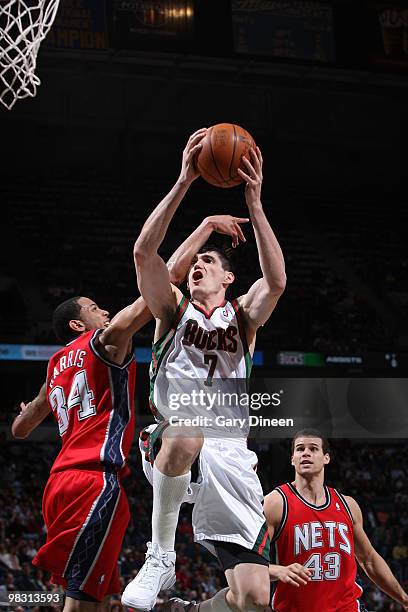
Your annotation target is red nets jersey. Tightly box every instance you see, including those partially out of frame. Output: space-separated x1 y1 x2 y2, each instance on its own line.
272 483 363 612
46 330 136 475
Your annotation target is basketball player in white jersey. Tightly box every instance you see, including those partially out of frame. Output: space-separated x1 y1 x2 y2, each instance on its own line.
122 128 286 612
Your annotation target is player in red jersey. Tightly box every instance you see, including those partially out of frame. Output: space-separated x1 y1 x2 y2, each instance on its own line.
12 294 151 610
11 215 248 611
264 429 408 612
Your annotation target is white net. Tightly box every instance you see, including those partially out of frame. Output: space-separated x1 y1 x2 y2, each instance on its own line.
0 0 60 110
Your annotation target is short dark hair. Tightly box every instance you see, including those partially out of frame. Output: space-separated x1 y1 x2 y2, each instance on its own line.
291 429 330 455
197 242 235 274
52 296 82 344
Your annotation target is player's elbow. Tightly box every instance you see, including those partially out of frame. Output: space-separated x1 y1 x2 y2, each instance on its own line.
265 273 286 296
167 261 183 286
11 422 29 439
357 550 376 574
133 241 148 265
134 229 158 262
274 273 287 293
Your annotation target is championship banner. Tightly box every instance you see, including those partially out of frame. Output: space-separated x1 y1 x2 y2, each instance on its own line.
44 0 108 50
367 3 408 69
232 0 335 63
112 0 194 51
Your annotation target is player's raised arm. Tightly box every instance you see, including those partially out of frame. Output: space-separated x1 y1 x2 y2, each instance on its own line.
237 147 286 340
12 383 50 439
167 214 249 285
97 211 247 363
134 129 206 321
347 495 408 610
95 296 152 365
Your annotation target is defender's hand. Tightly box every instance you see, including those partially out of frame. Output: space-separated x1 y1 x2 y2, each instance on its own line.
275 563 311 587
179 128 207 184
237 146 263 209
207 215 249 248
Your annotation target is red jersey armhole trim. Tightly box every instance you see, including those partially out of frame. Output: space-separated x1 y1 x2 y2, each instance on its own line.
89 329 134 370
271 486 289 543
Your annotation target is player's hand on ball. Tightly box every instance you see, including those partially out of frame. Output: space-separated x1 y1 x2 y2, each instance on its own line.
237 146 263 208
179 128 207 184
276 563 311 587
207 215 249 248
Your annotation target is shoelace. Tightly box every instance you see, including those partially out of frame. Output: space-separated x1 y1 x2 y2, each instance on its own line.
136 546 171 590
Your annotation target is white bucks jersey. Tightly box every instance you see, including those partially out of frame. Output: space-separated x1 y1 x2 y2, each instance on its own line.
149 295 252 437
145 295 268 556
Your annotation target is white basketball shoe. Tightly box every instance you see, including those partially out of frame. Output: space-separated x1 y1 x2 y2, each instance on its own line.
121 542 176 611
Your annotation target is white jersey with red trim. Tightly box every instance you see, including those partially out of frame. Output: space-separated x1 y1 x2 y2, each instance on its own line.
149 295 252 436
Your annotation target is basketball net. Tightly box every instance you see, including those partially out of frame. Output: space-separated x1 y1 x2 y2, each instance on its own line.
0 0 60 110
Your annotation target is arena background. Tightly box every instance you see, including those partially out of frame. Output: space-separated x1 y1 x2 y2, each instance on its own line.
0 0 407 610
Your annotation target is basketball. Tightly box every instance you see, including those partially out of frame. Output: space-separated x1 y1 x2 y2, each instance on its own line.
195 123 256 188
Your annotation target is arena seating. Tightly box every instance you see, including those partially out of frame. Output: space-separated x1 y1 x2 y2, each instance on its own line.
0 438 406 611
2 173 400 352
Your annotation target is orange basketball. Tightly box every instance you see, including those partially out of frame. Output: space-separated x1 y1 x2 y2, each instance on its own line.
195 123 256 188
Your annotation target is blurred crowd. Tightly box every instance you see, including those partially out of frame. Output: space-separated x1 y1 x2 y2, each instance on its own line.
2 174 406 353
0 438 407 611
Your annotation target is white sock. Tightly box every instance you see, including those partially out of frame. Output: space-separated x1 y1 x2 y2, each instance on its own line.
151 465 190 552
198 589 234 612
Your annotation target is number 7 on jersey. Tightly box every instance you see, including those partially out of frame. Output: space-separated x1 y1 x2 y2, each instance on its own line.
204 354 218 386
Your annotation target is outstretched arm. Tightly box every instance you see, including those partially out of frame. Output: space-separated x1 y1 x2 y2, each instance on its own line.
97 131 209 363
97 211 217 363
237 147 286 339
347 496 408 610
12 383 50 439
134 129 206 321
96 296 153 364
167 214 249 285
97 213 247 363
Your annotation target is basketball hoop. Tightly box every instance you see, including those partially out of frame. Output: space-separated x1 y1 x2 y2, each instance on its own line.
0 0 60 110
